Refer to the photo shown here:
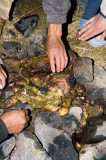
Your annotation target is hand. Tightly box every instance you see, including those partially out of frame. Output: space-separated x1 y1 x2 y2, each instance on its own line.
47 24 68 73
1 110 29 134
0 65 7 89
79 13 106 41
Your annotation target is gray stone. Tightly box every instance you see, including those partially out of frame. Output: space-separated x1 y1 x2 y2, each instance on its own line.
11 131 51 160
21 44 45 57
74 115 106 144
42 28 48 48
35 110 62 129
84 65 106 108
29 34 42 44
0 136 16 159
15 15 39 37
0 109 4 115
73 57 93 85
62 106 82 134
80 139 106 160
4 86 14 99
2 42 22 50
35 113 78 160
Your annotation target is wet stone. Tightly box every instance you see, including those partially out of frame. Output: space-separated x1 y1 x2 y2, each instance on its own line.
15 15 39 37
0 136 16 159
10 131 51 160
74 115 106 144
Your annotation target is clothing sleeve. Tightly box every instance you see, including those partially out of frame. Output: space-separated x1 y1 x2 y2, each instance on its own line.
100 0 106 18
42 0 71 24
83 0 102 19
0 119 8 143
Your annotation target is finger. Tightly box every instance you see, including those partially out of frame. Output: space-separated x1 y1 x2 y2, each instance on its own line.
101 31 106 40
79 22 93 35
64 51 68 68
50 55 55 73
23 109 29 115
26 115 30 122
55 54 61 73
0 65 7 78
79 27 99 41
84 14 99 26
0 76 6 89
60 51 65 72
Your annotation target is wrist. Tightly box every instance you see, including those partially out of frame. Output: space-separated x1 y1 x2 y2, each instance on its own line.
48 24 62 37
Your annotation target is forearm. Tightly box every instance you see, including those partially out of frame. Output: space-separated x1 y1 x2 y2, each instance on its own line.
42 0 71 24
100 0 106 18
0 119 8 143
83 0 102 19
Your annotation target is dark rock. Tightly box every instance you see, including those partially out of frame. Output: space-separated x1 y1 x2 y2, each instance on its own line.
2 48 18 57
10 131 52 160
0 136 16 159
35 111 78 160
83 65 106 110
2 42 22 50
8 30 16 37
42 28 48 48
35 110 62 129
62 106 82 134
21 44 45 57
14 15 39 37
80 139 106 160
73 57 93 84
4 86 14 99
11 102 32 110
29 34 42 44
17 52 28 59
74 115 106 144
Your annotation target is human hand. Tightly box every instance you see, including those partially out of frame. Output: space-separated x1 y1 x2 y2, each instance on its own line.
1 110 29 134
0 65 7 89
47 24 68 73
47 35 68 73
79 14 106 41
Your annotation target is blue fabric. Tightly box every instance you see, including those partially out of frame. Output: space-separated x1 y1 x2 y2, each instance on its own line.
80 18 87 29
83 0 102 19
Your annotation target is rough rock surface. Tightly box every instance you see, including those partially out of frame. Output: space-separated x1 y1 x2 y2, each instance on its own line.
15 15 39 37
80 139 106 160
0 136 16 159
34 107 82 160
10 131 51 160
73 57 93 84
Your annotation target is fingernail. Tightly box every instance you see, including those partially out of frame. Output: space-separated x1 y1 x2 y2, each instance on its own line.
0 84 3 89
